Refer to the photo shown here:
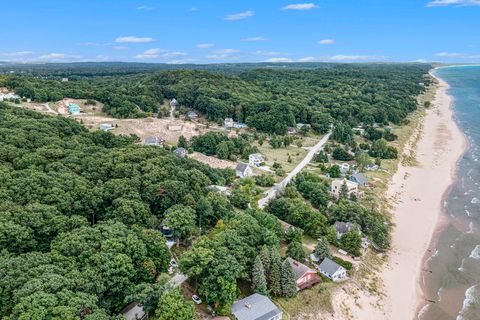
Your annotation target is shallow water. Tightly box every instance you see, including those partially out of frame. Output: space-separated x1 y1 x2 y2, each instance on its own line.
420 66 480 320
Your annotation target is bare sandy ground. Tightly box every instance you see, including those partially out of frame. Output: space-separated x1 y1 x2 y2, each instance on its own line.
309 74 466 320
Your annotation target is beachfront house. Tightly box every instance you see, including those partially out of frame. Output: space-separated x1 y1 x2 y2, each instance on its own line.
365 163 379 171
349 172 369 187
318 258 347 282
174 147 187 157
333 221 357 240
330 179 363 199
231 293 282 320
285 257 321 291
249 153 264 167
296 123 311 130
144 136 164 147
236 163 253 178
100 123 113 132
224 118 234 128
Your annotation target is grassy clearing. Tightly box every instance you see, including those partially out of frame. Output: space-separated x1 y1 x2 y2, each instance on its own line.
275 282 336 318
253 142 308 173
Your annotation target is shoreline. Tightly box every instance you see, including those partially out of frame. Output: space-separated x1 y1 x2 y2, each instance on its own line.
415 70 470 318
324 70 467 320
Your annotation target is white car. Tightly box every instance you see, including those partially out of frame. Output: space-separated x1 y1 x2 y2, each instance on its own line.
192 295 202 305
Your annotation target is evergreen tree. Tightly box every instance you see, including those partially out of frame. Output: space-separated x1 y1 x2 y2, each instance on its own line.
269 248 282 296
259 246 271 277
314 237 332 260
286 240 306 262
252 255 268 295
339 181 349 199
178 135 188 148
281 260 297 298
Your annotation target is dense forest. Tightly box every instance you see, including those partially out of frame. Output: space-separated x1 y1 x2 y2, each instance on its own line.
0 63 431 133
0 102 238 319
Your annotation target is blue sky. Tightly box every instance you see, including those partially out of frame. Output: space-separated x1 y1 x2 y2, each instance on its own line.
0 0 479 64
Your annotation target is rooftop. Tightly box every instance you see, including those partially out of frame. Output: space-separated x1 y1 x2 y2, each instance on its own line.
231 293 281 320
318 257 344 275
285 257 314 281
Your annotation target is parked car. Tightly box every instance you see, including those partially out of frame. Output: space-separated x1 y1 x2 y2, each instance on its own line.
170 259 178 268
192 295 202 305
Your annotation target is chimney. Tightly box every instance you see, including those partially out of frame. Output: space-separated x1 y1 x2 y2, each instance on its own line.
245 303 252 309
293 261 299 266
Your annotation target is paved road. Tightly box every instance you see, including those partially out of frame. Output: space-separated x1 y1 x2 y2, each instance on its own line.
169 273 188 288
257 132 331 209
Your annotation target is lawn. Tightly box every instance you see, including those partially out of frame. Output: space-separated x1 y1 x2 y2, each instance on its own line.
274 282 336 318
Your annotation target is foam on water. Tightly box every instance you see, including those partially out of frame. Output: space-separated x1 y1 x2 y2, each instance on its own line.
471 197 479 204
469 245 480 260
456 285 479 320
467 221 474 234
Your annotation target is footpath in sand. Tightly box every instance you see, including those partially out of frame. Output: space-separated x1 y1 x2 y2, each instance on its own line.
317 75 466 320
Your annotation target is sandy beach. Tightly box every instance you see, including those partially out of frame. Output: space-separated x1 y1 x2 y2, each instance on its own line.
320 72 467 320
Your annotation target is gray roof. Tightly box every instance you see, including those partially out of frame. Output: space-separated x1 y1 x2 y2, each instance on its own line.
318 257 344 275
285 257 313 281
232 293 281 320
174 147 186 154
350 173 368 185
144 136 159 144
333 221 355 234
236 163 249 173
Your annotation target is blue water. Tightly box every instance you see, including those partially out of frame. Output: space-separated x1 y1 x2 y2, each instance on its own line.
420 66 480 320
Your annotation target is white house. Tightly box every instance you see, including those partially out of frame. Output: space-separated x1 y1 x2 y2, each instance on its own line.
340 163 350 174
144 136 164 147
318 257 347 282
365 163 379 171
100 123 113 132
224 118 234 128
330 179 363 199
236 163 253 178
232 294 282 320
169 98 178 107
248 153 264 167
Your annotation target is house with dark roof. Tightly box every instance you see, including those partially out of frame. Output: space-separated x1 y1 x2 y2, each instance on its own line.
231 293 282 320
174 147 187 157
333 221 357 240
285 257 321 291
236 163 253 178
144 136 164 147
349 172 369 187
318 258 347 282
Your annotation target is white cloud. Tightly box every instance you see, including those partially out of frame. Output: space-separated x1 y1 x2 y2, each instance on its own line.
298 56 317 62
190 7 198 12
435 52 480 59
135 49 187 59
197 43 215 49
0 51 33 57
207 52 241 60
242 37 269 42
266 57 293 63
213 49 239 54
167 59 195 64
224 11 255 21
39 53 82 60
282 3 319 10
330 55 388 61
426 0 480 7
254 50 283 56
115 36 154 43
95 55 110 61
136 5 153 11
318 39 335 45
